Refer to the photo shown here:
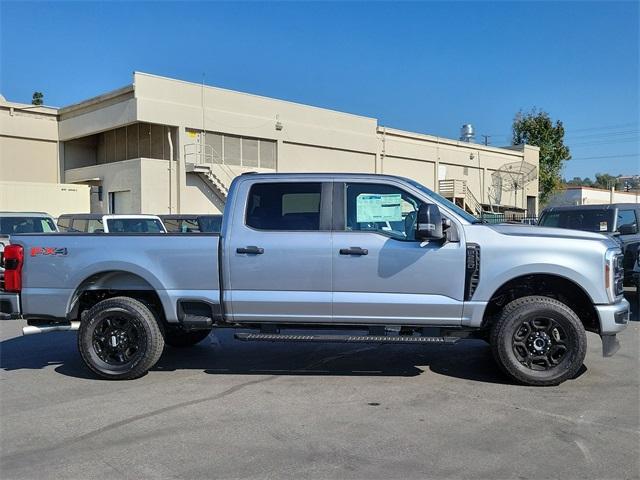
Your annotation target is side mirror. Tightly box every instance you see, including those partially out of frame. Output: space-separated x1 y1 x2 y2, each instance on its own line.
618 224 637 235
416 204 443 241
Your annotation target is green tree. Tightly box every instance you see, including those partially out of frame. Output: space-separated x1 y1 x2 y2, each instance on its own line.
512 109 571 203
593 173 618 190
564 176 593 187
31 91 44 105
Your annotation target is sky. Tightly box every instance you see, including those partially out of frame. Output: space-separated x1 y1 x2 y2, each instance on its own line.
1 0 638 179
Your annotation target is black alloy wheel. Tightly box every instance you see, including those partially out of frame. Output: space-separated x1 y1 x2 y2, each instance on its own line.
491 295 587 386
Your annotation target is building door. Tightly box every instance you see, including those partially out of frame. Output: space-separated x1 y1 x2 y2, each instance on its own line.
225 181 333 323
332 181 465 326
108 191 132 214
527 196 537 218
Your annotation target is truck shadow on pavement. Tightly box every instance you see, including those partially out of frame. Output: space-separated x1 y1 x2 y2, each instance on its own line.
3 292 635 383
155 330 516 384
0 329 520 385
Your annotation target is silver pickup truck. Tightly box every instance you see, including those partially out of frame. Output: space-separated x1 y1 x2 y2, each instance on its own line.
0 173 630 386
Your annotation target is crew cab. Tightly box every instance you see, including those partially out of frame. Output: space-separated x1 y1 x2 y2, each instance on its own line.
0 174 630 386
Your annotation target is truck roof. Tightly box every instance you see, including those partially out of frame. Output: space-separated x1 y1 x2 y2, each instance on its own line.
235 172 411 181
543 204 638 212
0 212 53 217
57 213 103 220
159 214 222 220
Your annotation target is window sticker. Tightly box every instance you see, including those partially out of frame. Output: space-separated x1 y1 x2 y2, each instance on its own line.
356 194 402 223
599 221 608 232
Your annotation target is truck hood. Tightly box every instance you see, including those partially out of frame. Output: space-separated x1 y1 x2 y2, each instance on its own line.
488 224 617 245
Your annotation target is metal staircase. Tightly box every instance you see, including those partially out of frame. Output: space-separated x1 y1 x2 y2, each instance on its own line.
185 163 229 201
438 179 484 216
184 143 234 203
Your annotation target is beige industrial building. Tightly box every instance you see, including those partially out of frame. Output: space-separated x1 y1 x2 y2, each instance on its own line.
1 72 540 217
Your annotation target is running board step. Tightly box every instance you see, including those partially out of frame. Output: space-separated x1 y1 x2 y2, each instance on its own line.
234 333 459 345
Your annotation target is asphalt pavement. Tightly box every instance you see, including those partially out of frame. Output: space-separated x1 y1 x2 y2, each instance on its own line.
1 291 638 479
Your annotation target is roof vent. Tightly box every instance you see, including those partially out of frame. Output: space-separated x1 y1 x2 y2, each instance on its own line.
460 124 475 143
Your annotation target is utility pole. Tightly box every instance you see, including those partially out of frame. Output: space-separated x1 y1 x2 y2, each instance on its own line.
607 179 617 204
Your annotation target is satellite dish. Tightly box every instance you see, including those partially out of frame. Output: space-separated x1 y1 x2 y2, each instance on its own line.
490 161 537 208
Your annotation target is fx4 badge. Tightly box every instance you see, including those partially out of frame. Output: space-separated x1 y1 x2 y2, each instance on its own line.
30 247 68 257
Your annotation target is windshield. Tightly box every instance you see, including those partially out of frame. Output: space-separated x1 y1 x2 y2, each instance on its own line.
106 218 165 233
405 179 478 224
539 209 615 233
0 216 57 235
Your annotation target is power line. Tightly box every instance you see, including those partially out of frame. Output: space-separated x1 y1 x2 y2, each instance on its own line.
570 137 640 148
562 122 638 133
569 153 639 161
566 129 639 140
483 124 639 142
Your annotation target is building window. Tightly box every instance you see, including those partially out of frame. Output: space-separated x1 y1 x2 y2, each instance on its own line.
192 130 277 169
94 123 175 164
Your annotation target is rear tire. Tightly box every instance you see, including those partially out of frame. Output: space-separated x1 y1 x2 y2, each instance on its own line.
78 296 164 380
490 295 587 386
163 328 211 348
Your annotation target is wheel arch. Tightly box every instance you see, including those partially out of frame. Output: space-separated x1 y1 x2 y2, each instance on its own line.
481 273 600 334
67 270 167 324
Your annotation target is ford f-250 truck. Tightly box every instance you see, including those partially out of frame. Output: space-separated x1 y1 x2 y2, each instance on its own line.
0 173 630 386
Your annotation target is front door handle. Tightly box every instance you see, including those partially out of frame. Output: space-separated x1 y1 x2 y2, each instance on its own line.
339 247 368 256
237 246 264 255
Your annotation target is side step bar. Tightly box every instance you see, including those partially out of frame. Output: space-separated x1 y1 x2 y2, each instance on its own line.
234 332 459 345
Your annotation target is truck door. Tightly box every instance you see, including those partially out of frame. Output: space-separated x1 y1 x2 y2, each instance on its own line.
331 181 465 326
225 180 333 323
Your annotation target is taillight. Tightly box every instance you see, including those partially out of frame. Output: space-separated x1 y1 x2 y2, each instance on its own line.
4 245 24 293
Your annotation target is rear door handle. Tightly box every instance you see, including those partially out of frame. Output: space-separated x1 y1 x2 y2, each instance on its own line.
237 246 264 255
339 247 368 256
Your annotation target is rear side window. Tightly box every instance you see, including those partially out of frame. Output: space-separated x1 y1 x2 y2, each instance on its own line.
87 219 104 233
39 218 56 232
57 218 71 232
0 217 56 234
71 219 88 232
106 219 164 233
198 216 222 233
163 219 181 233
164 219 201 233
246 182 322 231
539 210 614 232
180 219 200 233
617 210 638 233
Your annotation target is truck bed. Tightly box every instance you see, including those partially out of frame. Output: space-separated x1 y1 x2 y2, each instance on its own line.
8 233 220 323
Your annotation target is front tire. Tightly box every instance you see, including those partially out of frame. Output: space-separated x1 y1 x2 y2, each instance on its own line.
490 296 587 386
78 296 165 380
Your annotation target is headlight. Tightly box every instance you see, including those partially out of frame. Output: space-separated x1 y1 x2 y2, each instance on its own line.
605 249 624 302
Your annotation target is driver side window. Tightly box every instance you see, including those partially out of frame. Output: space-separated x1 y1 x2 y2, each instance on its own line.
344 183 424 241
